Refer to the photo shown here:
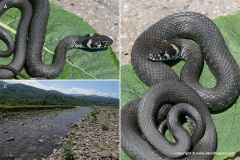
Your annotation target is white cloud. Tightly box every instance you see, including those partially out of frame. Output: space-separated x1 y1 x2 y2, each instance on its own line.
3 80 116 98
110 92 119 98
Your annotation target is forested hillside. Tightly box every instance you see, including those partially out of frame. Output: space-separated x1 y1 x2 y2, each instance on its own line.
0 81 119 106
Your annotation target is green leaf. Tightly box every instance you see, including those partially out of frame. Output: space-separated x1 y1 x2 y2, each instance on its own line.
121 12 240 160
121 149 132 160
0 3 119 79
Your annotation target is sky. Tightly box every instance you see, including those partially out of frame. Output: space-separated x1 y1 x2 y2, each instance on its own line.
3 80 120 99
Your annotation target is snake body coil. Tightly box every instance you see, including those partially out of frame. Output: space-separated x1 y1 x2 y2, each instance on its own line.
122 81 217 160
0 0 113 79
122 12 240 159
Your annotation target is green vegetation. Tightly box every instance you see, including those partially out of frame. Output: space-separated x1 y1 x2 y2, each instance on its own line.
101 124 109 131
0 105 73 109
0 81 119 108
99 146 105 152
90 109 100 123
63 141 76 160
91 113 98 123
0 107 67 120
107 113 111 119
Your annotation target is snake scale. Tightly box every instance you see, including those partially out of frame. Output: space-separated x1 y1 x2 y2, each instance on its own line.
122 12 240 159
0 0 113 79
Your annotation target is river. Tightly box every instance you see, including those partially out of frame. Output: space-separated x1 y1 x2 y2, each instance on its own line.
0 107 91 160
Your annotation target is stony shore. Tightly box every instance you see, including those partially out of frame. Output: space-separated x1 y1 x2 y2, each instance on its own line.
47 106 119 160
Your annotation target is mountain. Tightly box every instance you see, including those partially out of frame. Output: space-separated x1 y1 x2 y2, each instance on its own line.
0 81 119 106
69 94 119 105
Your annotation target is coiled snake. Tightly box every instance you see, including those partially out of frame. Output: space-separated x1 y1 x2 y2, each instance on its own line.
0 0 113 79
121 12 240 159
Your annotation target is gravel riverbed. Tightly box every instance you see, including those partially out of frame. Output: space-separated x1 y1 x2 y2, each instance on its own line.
47 106 119 160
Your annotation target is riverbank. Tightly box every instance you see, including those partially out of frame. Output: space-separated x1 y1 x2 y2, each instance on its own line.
0 105 74 121
47 106 119 160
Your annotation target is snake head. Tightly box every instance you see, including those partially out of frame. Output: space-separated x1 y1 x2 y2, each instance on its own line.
147 43 180 61
82 33 113 49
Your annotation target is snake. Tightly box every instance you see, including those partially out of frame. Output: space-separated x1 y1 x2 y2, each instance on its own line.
0 0 113 79
121 12 240 159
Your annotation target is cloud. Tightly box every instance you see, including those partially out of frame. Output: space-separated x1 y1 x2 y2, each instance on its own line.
3 80 116 98
110 92 119 98
62 87 110 97
4 80 48 90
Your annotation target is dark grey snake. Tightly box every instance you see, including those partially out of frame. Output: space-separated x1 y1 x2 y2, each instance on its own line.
0 0 113 79
121 12 240 159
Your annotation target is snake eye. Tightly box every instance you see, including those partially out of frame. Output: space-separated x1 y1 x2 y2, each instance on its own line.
159 50 165 56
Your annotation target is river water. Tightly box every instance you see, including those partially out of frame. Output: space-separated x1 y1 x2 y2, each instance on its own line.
0 107 91 160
